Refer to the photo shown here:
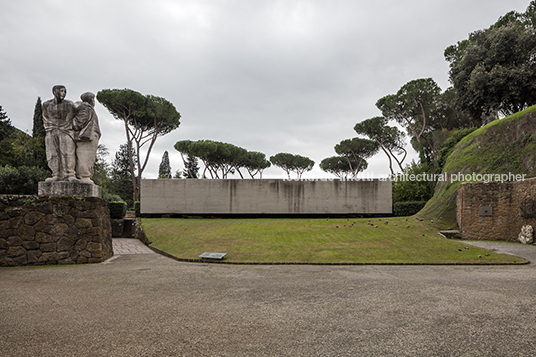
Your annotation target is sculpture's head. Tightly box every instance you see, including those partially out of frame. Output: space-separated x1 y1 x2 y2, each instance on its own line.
80 92 96 107
52 85 66 101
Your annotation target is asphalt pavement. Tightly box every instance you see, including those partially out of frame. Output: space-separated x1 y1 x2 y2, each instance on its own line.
2 239 536 356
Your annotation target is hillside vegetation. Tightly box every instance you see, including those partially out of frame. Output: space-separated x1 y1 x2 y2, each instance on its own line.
419 104 536 228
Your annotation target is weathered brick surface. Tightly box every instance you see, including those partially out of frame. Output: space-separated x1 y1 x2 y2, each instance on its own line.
0 195 112 267
457 178 536 241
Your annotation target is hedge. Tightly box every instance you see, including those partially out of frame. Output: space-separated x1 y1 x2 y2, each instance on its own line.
109 201 127 219
393 201 427 217
103 193 123 202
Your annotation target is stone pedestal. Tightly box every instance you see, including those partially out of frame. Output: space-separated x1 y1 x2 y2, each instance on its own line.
0 195 112 266
38 181 102 198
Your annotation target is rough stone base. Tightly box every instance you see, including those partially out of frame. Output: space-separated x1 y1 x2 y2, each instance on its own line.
0 195 112 266
38 181 102 198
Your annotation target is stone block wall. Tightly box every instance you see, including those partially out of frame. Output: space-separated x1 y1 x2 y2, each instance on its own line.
0 195 113 266
456 178 536 241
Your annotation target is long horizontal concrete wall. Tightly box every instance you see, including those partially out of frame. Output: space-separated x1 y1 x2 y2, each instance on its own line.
141 179 392 215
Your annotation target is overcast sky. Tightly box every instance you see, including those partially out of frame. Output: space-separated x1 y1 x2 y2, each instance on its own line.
1 0 531 179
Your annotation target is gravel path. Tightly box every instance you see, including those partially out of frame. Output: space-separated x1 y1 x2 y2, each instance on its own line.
1 241 536 356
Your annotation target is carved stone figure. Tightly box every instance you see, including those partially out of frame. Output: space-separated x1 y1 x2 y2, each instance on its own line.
73 92 101 183
42 85 78 182
518 225 533 244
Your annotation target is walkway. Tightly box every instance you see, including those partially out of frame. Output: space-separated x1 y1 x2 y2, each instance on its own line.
112 238 155 255
2 240 536 356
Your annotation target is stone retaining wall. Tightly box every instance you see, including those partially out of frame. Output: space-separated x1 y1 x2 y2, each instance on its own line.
456 177 536 241
0 195 113 266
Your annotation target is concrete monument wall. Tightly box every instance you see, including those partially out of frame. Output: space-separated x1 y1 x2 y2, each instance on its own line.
0 195 113 267
456 177 536 241
141 179 392 215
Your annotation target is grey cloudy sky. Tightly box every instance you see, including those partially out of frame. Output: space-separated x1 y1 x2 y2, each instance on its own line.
1 0 531 179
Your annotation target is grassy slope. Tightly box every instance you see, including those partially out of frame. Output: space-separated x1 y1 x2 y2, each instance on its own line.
142 217 525 264
419 105 536 228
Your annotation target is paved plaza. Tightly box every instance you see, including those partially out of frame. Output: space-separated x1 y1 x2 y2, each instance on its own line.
1 239 536 356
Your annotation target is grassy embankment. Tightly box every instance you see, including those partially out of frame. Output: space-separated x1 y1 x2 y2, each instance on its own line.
419 104 536 227
141 217 525 264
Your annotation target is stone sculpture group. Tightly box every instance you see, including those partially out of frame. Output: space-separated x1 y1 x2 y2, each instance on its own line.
518 225 534 244
42 85 101 184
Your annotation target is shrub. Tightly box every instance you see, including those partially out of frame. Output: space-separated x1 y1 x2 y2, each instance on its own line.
109 201 127 219
393 201 427 216
392 161 435 203
134 201 140 217
103 193 123 202
0 165 50 194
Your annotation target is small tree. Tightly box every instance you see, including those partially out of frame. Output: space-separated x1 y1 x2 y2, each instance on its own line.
239 151 271 179
354 117 407 175
0 105 9 122
182 154 199 179
32 97 45 138
174 140 194 178
375 78 440 158
0 106 17 167
97 89 181 201
110 144 136 207
392 161 435 203
30 97 48 170
270 153 314 179
185 140 220 178
92 144 111 189
158 150 172 178
320 156 367 179
208 141 248 178
0 105 13 142
334 138 378 178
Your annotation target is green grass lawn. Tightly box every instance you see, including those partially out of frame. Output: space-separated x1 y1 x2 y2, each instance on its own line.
140 217 526 264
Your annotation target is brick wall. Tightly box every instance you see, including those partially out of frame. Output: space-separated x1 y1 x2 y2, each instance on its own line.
0 195 113 266
457 178 536 241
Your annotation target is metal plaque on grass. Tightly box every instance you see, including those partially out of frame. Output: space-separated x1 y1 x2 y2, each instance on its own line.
199 252 227 260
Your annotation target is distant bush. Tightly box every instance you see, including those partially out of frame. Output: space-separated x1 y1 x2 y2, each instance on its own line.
393 201 427 216
392 161 435 203
0 165 50 194
103 193 123 202
109 201 127 219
